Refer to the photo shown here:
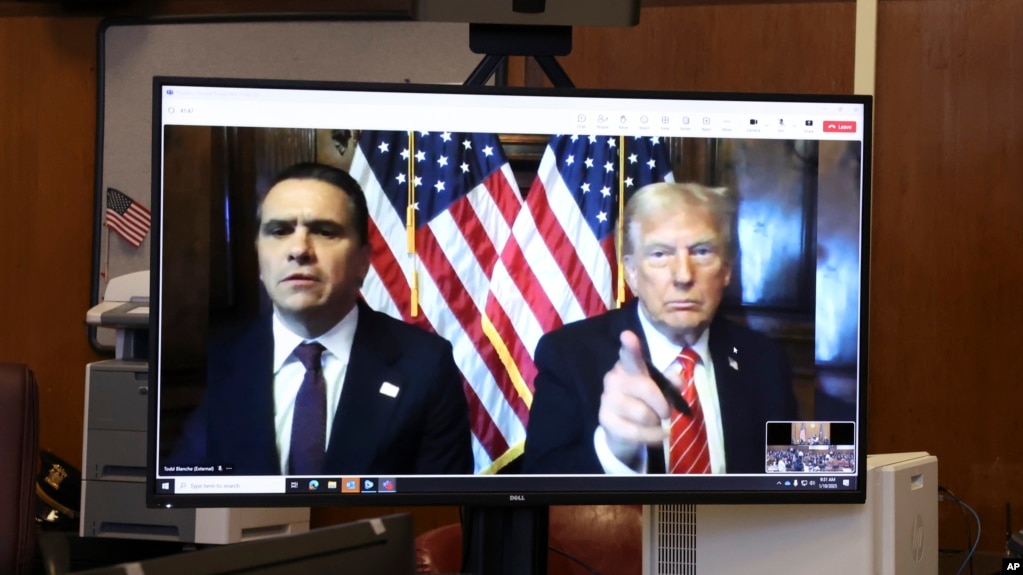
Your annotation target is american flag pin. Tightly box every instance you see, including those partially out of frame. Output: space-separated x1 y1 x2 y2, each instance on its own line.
379 382 400 398
729 357 739 371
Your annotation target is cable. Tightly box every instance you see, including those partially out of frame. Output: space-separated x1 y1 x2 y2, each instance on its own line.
939 488 982 575
549 546 602 575
938 485 975 575
938 488 978 575
1006 501 1014 560
1006 502 1013 559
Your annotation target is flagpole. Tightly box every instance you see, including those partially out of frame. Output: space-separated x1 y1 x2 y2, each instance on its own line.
615 135 626 308
103 222 111 283
406 131 419 317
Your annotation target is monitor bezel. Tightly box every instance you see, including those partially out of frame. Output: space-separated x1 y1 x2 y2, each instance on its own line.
146 75 872 508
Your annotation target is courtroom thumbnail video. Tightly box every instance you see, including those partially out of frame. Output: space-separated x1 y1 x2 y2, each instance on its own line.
765 421 856 473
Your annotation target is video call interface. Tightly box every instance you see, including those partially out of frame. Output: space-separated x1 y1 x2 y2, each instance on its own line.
152 81 868 501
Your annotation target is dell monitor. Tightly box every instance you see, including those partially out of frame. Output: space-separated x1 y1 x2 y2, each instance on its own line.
148 77 871 573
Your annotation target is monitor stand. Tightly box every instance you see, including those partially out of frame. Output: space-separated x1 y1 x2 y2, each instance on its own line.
463 23 575 88
459 23 567 572
462 505 549 575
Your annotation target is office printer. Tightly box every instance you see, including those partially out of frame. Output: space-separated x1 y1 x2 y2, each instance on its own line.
86 270 149 360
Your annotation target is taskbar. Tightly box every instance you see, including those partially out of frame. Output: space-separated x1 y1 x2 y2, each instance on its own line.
155 473 858 496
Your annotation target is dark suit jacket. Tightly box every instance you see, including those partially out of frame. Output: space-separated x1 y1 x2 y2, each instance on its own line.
521 300 797 474
168 300 473 476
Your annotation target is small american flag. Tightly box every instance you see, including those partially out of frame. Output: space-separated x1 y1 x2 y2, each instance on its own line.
105 187 151 248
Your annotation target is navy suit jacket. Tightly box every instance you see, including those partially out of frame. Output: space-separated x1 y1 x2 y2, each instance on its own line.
521 300 798 474
168 300 473 476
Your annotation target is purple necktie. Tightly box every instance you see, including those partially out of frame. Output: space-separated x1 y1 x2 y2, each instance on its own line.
288 342 326 475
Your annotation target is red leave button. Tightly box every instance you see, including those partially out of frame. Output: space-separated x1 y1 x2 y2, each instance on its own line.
823 120 857 133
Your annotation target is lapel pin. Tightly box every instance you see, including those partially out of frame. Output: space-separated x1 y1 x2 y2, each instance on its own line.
729 357 739 371
379 382 400 398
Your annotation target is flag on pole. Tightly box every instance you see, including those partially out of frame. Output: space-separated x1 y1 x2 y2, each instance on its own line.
105 187 152 248
484 135 676 401
350 130 528 474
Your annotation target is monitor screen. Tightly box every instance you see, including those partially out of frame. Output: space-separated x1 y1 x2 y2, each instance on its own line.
149 77 870 507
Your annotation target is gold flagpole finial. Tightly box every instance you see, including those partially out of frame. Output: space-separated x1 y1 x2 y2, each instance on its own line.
405 205 416 253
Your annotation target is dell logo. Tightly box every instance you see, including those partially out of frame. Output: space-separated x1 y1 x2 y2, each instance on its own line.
509 495 526 502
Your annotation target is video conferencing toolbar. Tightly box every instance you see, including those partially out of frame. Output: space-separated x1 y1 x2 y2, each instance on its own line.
160 86 865 141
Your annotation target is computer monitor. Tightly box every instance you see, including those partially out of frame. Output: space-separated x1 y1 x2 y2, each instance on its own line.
72 513 414 574
147 77 871 572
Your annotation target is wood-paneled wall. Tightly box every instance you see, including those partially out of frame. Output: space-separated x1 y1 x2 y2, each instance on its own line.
870 0 1023 554
536 2 856 93
2 0 1020 552
0 12 103 475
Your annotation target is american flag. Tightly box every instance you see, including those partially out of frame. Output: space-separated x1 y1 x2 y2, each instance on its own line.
350 130 529 474
105 187 152 248
485 134 677 385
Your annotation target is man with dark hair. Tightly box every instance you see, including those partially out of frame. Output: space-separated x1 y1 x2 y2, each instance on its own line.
171 162 473 476
522 182 798 475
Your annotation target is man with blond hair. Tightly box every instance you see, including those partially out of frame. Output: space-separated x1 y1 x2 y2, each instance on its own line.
523 182 797 474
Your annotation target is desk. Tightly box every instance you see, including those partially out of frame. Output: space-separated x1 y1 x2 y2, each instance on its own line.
35 528 190 574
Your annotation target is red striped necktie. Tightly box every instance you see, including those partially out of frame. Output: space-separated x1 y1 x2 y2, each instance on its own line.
669 347 711 474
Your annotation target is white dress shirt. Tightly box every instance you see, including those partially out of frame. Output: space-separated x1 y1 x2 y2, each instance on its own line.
271 306 358 474
594 305 727 474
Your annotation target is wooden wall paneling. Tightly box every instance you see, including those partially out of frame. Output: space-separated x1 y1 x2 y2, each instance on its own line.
545 3 856 93
156 125 214 454
0 15 104 469
872 0 1023 553
161 125 213 372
